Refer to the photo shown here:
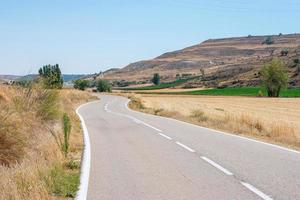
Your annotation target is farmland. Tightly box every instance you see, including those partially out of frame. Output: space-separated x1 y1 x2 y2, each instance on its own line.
128 94 300 148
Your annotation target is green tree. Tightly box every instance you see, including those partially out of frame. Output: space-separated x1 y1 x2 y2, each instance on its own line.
260 58 288 97
74 80 89 91
38 64 63 89
151 73 160 85
96 80 111 92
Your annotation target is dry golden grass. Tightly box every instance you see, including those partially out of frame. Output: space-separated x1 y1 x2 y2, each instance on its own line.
129 94 300 149
0 85 96 200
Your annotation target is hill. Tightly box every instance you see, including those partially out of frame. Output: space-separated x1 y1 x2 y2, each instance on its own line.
15 74 88 82
99 33 300 88
0 75 22 82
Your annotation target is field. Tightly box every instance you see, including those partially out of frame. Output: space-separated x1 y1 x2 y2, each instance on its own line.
0 85 96 200
129 94 300 149
135 87 300 97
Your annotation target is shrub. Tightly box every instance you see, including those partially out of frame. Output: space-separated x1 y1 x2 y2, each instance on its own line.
260 58 288 97
297 66 300 75
190 110 208 122
38 64 63 89
11 83 60 121
96 80 111 92
37 89 60 121
294 58 300 65
62 113 71 158
257 90 264 97
200 68 205 79
0 120 25 166
154 108 164 115
65 160 80 170
151 73 160 85
74 80 89 91
46 165 79 198
280 49 289 56
262 36 274 45
128 96 145 110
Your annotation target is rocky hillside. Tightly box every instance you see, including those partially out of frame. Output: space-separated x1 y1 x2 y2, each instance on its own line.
100 34 300 87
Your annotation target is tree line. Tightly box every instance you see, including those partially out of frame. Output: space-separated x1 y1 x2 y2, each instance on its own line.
73 79 111 92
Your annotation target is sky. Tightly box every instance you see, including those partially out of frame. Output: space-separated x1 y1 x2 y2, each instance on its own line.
0 0 300 75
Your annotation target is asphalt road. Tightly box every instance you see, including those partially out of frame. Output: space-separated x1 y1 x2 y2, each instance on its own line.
77 95 300 200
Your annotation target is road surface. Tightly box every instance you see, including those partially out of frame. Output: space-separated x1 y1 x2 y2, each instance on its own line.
77 95 300 200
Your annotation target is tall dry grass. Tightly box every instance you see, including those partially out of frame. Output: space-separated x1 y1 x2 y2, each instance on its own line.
0 85 96 200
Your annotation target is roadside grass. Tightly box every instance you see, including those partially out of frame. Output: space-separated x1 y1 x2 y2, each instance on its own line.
135 87 300 97
0 85 96 200
121 76 200 91
127 95 300 149
45 163 80 198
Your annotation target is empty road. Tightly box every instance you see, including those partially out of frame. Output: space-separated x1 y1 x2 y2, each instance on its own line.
77 95 300 200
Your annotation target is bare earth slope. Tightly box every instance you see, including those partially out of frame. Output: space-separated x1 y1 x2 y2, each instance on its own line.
101 34 300 87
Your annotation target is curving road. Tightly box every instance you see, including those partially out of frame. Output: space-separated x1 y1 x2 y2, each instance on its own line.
77 95 300 200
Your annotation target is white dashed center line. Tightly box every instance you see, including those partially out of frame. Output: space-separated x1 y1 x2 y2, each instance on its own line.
241 182 273 200
157 133 172 140
200 156 233 176
175 141 196 152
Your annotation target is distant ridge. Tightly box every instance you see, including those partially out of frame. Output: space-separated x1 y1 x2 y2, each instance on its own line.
0 74 90 82
97 33 300 88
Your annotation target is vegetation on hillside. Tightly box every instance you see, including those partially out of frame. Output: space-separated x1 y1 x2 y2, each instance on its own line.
122 76 201 90
151 73 161 85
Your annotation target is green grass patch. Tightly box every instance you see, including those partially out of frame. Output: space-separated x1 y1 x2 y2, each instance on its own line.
46 164 80 198
137 87 300 97
121 76 200 90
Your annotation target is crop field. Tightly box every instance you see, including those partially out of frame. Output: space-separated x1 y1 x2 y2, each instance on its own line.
130 94 300 148
135 87 300 97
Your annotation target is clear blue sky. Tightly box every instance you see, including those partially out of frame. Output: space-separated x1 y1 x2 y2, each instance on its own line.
1 0 300 75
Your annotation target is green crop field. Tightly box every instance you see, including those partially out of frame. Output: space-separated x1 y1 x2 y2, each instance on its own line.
137 87 300 97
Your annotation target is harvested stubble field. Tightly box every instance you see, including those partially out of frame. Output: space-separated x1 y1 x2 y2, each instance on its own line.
0 85 96 200
130 94 300 149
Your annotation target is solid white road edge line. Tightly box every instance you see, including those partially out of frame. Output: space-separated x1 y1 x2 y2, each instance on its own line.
75 101 99 200
201 156 233 176
158 133 172 140
175 141 196 152
124 99 300 155
241 182 273 200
